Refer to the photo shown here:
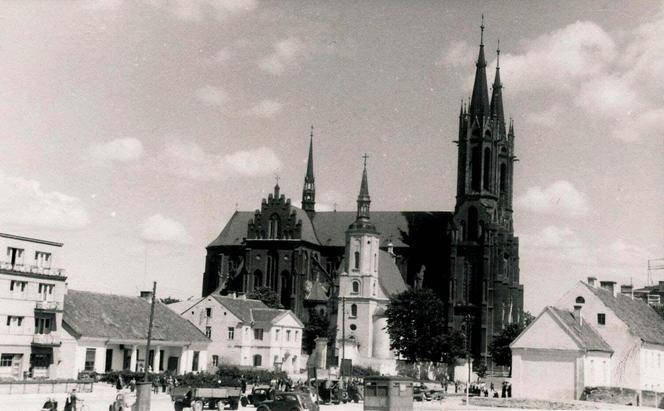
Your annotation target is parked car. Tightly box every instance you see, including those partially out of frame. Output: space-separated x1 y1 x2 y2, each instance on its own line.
256 392 319 411
248 385 272 407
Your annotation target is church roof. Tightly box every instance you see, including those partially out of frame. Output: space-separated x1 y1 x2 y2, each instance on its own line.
582 282 664 345
378 249 408 297
63 290 209 343
548 307 612 352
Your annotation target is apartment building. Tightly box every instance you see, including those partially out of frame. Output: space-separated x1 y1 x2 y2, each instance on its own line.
0 233 67 380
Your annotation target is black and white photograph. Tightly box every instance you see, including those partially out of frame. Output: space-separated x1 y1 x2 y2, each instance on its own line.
0 1 662 410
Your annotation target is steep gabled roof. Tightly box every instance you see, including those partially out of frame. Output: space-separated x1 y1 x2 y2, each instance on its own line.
63 290 209 343
378 249 408 297
211 295 268 323
583 282 664 345
549 307 612 352
208 211 254 247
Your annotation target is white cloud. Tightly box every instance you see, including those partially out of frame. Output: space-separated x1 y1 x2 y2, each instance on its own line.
258 37 306 75
89 138 144 163
141 214 191 245
194 85 229 106
154 140 281 181
244 99 283 118
0 171 89 230
515 180 589 217
146 0 257 21
437 40 476 68
521 225 595 266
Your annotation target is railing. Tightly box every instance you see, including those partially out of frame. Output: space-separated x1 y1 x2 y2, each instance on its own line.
32 333 61 346
0 261 66 277
35 300 63 311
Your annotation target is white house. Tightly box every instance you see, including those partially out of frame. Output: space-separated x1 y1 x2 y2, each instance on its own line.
511 278 664 400
0 233 68 380
61 290 210 378
174 293 304 374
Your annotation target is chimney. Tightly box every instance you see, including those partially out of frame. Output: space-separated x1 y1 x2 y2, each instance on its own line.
573 305 583 326
600 281 617 297
587 276 598 288
139 290 154 302
621 284 634 299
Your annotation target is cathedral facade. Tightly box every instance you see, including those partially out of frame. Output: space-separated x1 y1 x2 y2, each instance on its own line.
202 25 524 364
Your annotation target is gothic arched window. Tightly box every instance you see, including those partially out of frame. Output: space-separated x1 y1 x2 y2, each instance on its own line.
253 270 263 289
354 251 360 270
483 147 491 191
267 252 278 291
500 163 507 193
351 280 360 294
350 304 357 317
471 146 481 192
268 214 280 239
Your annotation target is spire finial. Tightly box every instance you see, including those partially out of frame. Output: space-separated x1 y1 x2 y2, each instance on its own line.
496 39 500 68
480 14 485 45
310 124 314 139
362 153 369 168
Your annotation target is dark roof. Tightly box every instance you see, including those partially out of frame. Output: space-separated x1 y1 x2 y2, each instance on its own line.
63 290 209 343
211 295 268 323
208 211 253 246
549 307 612 352
252 308 287 323
583 282 664 345
378 250 408 297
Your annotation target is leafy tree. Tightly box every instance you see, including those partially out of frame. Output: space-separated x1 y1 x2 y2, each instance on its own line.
302 308 330 353
160 297 181 305
489 323 523 370
246 286 283 309
652 304 664 320
523 311 536 327
385 288 465 364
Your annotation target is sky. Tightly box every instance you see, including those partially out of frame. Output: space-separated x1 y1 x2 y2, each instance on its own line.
0 0 662 314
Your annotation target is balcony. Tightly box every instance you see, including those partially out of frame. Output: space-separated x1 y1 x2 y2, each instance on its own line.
0 261 66 278
32 333 61 346
35 300 63 312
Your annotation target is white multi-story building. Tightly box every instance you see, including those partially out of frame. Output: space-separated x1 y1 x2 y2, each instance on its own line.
0 233 68 380
173 293 304 374
512 277 664 400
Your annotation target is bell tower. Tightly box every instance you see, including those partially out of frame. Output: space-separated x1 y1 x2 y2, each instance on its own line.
302 125 316 218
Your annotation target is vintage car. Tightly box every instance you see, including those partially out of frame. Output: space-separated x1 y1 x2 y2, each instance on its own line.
256 392 319 411
171 386 241 410
247 385 272 407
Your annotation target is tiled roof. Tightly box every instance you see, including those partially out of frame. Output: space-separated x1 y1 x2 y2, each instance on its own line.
583 282 664 345
211 295 268 323
549 307 612 352
207 209 455 248
166 297 203 315
251 308 287 323
63 290 209 343
378 250 408 297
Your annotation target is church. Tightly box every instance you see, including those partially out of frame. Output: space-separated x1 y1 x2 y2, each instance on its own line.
202 23 524 367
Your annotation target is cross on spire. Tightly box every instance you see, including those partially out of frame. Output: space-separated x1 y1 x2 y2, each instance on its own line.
362 153 369 168
274 174 280 185
310 124 314 138
480 14 485 45
496 39 501 68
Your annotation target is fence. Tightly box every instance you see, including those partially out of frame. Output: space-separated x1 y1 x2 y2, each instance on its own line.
0 379 94 395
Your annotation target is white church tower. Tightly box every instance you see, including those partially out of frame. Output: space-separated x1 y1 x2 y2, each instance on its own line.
335 156 402 375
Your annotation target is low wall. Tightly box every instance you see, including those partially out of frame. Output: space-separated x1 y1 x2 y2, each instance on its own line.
0 379 94 395
581 386 664 408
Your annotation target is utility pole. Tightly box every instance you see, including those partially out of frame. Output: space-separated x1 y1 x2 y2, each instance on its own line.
341 296 346 362
136 281 157 411
466 314 472 407
144 281 157 382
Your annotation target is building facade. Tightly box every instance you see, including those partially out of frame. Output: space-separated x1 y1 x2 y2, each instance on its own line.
173 293 304 374
0 233 67 380
202 23 524 361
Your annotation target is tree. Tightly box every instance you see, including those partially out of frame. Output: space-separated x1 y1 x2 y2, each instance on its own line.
385 288 465 364
653 304 664 320
302 308 329 353
488 311 534 373
246 286 283 309
160 297 181 305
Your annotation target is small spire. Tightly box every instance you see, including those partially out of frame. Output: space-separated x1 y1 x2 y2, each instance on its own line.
496 39 500 68
480 14 485 46
302 125 316 216
490 39 505 131
469 15 490 119
348 153 376 233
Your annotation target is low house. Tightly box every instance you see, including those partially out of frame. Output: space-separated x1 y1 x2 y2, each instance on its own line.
61 290 210 378
511 278 664 400
173 293 304 374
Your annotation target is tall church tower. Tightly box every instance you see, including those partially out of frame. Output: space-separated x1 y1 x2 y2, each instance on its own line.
302 126 316 218
450 18 523 364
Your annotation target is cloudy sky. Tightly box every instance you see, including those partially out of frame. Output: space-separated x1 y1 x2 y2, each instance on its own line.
0 0 662 314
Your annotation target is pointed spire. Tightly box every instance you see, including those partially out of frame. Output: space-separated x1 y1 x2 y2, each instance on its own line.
490 39 505 131
301 125 316 216
469 15 490 120
349 154 376 233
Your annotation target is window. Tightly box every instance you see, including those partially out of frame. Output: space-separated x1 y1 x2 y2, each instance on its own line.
483 147 491 190
35 317 51 334
575 296 585 304
7 316 23 331
10 280 27 293
228 327 235 340
354 251 360 270
254 328 264 340
0 354 15 367
205 308 212 318
268 214 280 239
351 281 360 294
350 304 357 318
253 354 262 367
295 331 299 341
350 324 357 331
192 351 199 371
499 163 507 193
84 348 96 371
470 146 481 191
7 247 24 267
597 313 606 325
35 251 52 269
275 329 280 341
467 207 479 240
38 283 53 300
212 355 219 367
205 326 212 338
